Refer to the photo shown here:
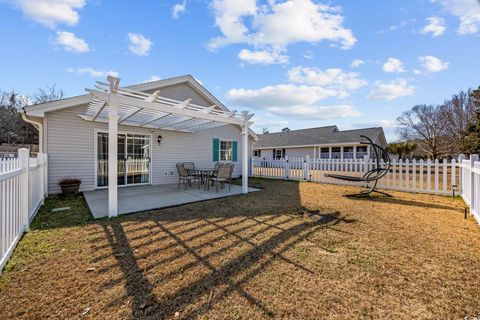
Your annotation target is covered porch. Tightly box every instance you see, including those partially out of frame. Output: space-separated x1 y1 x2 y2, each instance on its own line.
84 184 260 219
83 76 254 218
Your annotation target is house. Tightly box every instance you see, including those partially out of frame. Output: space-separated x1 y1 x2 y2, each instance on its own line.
22 75 257 216
253 126 387 160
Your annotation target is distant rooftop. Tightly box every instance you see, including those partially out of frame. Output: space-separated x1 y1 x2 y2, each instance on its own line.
253 126 386 148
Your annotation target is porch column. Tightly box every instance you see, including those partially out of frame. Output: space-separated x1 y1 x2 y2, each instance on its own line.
329 146 332 159
241 111 252 194
108 76 120 218
353 146 357 159
340 146 344 160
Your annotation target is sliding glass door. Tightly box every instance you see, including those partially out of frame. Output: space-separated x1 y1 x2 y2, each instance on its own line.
97 132 150 188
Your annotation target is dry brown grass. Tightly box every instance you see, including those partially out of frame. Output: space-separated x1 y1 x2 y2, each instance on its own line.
0 179 479 319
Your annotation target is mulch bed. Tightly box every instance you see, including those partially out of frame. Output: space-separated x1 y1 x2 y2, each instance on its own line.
0 179 479 319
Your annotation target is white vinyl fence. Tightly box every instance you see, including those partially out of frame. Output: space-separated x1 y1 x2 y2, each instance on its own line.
459 155 480 223
252 156 459 195
0 149 47 274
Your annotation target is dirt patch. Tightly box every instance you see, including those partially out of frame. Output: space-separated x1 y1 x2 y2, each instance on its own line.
0 179 479 319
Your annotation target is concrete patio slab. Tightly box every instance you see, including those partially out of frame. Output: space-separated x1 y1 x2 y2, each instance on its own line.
83 183 260 219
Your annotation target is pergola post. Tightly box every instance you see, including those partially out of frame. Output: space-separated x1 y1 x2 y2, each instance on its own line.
107 76 120 218
241 111 252 194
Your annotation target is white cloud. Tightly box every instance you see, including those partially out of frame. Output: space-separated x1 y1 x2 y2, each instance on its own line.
227 84 361 120
368 78 415 101
382 58 405 73
238 49 288 64
418 55 449 73
10 0 86 28
287 66 367 91
55 31 89 53
228 84 345 108
172 0 186 19
208 0 356 54
434 0 480 34
127 33 152 56
226 63 367 120
144 75 161 83
67 67 119 78
420 16 446 37
267 104 361 120
350 59 364 68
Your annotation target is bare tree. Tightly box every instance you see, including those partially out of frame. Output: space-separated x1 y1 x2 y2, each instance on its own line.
0 85 64 145
33 85 64 104
397 104 448 159
0 90 35 144
439 89 477 153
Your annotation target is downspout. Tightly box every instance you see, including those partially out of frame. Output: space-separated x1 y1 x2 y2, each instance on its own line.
21 108 43 153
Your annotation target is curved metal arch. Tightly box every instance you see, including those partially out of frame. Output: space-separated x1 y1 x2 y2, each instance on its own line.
324 135 392 197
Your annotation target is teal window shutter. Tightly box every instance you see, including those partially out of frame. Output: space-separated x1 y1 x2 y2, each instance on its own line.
232 141 238 162
213 138 219 162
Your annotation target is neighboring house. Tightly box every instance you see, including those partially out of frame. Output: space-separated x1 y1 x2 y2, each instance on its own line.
253 126 387 160
23 75 257 194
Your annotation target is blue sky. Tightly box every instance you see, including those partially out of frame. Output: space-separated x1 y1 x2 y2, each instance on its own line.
1 0 479 140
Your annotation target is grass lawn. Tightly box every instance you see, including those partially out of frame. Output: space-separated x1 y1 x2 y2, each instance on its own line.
0 179 479 319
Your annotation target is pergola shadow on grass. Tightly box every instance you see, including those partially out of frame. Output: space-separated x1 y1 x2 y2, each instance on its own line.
2 178 480 320
92 180 356 319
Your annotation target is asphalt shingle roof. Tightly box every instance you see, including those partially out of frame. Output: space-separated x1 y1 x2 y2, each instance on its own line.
253 126 385 148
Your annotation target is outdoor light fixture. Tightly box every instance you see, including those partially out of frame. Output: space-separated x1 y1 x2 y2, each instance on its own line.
157 134 163 145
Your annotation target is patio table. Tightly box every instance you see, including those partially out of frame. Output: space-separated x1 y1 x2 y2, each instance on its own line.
188 168 217 189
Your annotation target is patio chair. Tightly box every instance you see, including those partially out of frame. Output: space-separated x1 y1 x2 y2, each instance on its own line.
324 135 392 197
183 162 201 182
176 163 198 190
207 163 234 192
183 162 195 171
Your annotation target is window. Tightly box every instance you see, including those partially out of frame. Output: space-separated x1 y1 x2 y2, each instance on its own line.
254 150 261 157
220 140 232 161
356 146 368 159
273 148 285 159
320 147 330 159
331 147 341 159
343 146 354 159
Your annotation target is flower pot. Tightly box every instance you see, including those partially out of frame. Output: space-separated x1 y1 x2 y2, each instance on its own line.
60 183 80 195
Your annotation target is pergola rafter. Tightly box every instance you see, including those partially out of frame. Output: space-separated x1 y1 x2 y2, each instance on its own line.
80 76 253 218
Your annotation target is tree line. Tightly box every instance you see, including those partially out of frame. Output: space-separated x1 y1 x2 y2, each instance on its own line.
0 86 63 145
393 86 480 159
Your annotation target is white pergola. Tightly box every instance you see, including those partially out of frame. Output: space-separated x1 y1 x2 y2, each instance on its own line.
82 76 253 218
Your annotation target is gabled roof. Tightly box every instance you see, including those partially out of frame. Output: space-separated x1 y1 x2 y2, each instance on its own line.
24 75 229 117
253 126 386 148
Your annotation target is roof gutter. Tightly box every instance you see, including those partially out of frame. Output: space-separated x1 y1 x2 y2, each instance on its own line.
21 108 44 153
